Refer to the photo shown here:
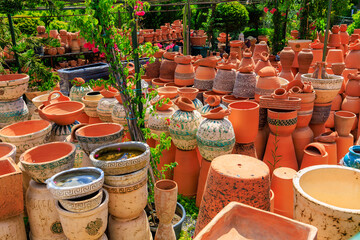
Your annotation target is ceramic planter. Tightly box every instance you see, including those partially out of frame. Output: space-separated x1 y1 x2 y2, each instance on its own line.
293 165 360 240
315 131 338 165
195 154 270 235
0 120 52 161
279 47 295 82
212 68 236 94
233 72 257 98
343 145 360 169
56 189 109 240
70 85 92 102
174 56 195 86
336 134 354 161
0 142 16 162
0 158 23 221
148 108 175 136
294 48 313 80
26 180 66 240
89 142 150 175
194 202 317 240
0 215 27 240
334 111 356 136
20 142 76 183
154 180 178 240
345 74 360 97
111 101 127 127
75 123 124 155
221 95 248 107
255 66 281 102
0 97 29 128
159 52 180 82
65 126 92 168
194 66 216 91
82 93 103 118
0 74 29 101
96 97 118 122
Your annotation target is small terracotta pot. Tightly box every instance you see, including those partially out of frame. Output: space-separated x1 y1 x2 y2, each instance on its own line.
158 86 178 99
315 131 338 165
100 87 119 98
300 142 328 169
177 87 199 100
174 97 195 112
271 88 288 99
334 111 356 137
205 95 221 107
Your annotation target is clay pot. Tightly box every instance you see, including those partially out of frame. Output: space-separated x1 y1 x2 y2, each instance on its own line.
238 48 255 73
0 120 52 161
196 158 211 207
194 64 217 91
82 93 103 119
97 96 118 122
70 85 92 102
26 180 66 239
255 66 281 102
345 40 360 69
293 165 360 239
331 62 346 75
334 111 356 137
177 87 198 100
200 96 227 115
41 101 84 125
254 52 271 74
20 142 75 183
292 126 314 167
174 56 195 86
267 109 297 136
159 52 181 82
154 180 178 240
56 189 108 240
253 41 269 63
279 47 295 82
228 101 259 144
75 123 124 155
100 87 118 98
212 66 236 94
341 95 360 114
195 154 271 235
0 215 27 240
315 131 338 165
190 36 207 46
152 78 167 87
157 86 178 99
221 95 248 107
337 134 354 161
343 145 360 169
326 49 344 68
345 73 360 97
0 98 29 128
300 142 328 169
0 143 16 162
271 167 297 219
0 74 29 101
331 94 343 111
294 48 313 80
194 201 317 240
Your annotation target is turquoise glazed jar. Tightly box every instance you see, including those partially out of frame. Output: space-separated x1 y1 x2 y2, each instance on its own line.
343 145 360 169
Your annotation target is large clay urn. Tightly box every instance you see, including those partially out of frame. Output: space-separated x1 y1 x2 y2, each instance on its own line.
294 48 313 81
194 56 219 91
146 50 164 78
154 180 178 240
212 63 236 94
159 52 181 82
345 73 360 97
174 55 195 86
279 47 295 81
344 40 360 71
255 66 281 102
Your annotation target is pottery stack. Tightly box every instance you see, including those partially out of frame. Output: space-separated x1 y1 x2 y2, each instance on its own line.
97 87 119 122
88 141 152 240
82 91 104 124
0 157 27 240
193 56 219 91
174 55 195 87
169 97 201 197
0 74 30 128
47 167 108 240
20 142 76 240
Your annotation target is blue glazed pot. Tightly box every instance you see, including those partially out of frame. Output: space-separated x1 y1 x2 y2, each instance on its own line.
343 145 360 169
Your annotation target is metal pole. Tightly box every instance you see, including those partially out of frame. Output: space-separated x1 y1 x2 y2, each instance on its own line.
322 0 332 61
7 14 21 73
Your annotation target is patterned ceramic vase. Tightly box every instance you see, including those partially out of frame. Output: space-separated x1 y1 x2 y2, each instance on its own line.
197 108 235 161
0 98 29 128
169 98 201 151
50 121 80 142
70 85 92 102
111 102 127 127
212 65 236 94
97 97 118 122
148 108 176 136
192 98 203 111
0 74 29 101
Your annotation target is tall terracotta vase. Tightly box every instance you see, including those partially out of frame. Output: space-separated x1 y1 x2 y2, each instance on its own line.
345 39 360 69
279 47 295 82
294 48 313 81
263 109 298 174
154 180 178 240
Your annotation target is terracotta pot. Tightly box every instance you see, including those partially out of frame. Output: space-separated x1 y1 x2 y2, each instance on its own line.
42 101 85 125
26 180 66 239
253 41 269 63
195 154 271 235
0 98 29 128
221 95 248 107
194 201 317 240
0 214 27 240
177 87 198 100
337 134 354 162
345 43 360 69
288 40 311 52
254 52 271 74
173 149 200 197
174 56 195 86
70 85 92 102
294 48 313 81
0 158 23 221
271 167 297 219
148 104 175 136
279 47 295 81
238 48 255 73
331 94 342 111
157 86 178 99
255 126 268 160
292 126 314 167
345 73 360 97
341 95 360 114
194 66 216 91
56 189 108 240
300 142 328 169
197 108 235 161
82 94 103 119
159 52 181 82
200 96 227 115
334 111 356 137
228 101 259 143
326 49 344 68
75 123 124 155
100 87 118 98
97 96 118 122
267 109 297 136
146 58 162 79
233 72 257 98
0 120 52 161
315 131 338 165
154 180 178 240
42 91 70 107
20 142 75 183
0 74 29 101
293 165 360 239
255 66 281 102
212 68 236 94
196 158 211 207
325 110 335 128
0 143 16 162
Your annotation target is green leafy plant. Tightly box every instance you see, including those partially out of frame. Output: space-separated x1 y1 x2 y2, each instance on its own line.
348 10 360 35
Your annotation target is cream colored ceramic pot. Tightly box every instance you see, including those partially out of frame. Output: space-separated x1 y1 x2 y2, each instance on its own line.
148 108 175 136
293 165 360 240
0 214 27 240
0 74 29 101
97 97 117 122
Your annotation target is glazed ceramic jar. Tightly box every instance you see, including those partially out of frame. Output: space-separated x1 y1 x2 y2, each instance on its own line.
148 106 175 136
69 81 92 102
343 145 360 169
212 63 236 94
196 107 235 161
174 55 195 86
255 66 281 102
293 165 360 240
169 97 201 151
279 47 295 81
0 97 29 128
159 52 181 82
194 57 218 91
0 74 29 101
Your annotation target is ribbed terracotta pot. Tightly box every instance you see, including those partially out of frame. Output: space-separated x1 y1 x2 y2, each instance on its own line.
174 55 195 86
293 165 360 240
195 154 270 235
300 142 329 169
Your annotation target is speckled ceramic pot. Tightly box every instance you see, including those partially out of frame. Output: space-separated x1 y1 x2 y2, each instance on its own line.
194 66 216 90
196 110 235 161
82 94 103 118
0 74 29 101
111 102 127 127
26 180 66 240
0 98 29 128
148 108 176 136
56 189 109 240
192 98 203 111
293 165 360 240
0 120 52 161
70 85 92 102
65 134 92 168
97 97 118 122
169 109 201 150
233 72 257 98
212 69 236 94
0 215 27 240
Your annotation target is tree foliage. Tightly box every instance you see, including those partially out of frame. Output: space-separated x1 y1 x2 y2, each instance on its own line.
348 10 360 34
212 2 249 34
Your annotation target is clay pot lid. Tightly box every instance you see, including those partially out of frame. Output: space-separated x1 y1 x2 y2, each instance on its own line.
348 73 360 80
100 87 119 98
217 62 236 70
331 63 346 75
151 95 173 111
229 40 244 47
158 86 179 99
243 48 252 58
163 51 181 60
174 55 192 64
304 142 327 157
202 107 230 120
258 66 277 77
177 87 199 100
174 97 195 111
206 95 221 107
315 131 338 143
154 50 165 58
42 101 85 125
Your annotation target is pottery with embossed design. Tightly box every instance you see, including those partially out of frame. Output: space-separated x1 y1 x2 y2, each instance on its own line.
0 97 29 128
212 63 236 94
197 107 235 161
0 74 29 101
148 97 175 136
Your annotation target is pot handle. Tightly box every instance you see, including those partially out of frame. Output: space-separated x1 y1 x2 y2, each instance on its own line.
70 123 88 143
44 91 65 106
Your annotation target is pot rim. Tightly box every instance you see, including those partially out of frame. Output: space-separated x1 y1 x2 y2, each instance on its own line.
75 122 124 139
155 179 178 192
0 142 16 159
0 120 51 139
334 110 356 119
293 165 360 213
228 101 259 111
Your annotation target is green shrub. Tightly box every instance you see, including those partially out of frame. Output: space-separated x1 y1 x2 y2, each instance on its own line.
14 17 40 36
243 27 273 38
49 20 68 31
348 10 360 35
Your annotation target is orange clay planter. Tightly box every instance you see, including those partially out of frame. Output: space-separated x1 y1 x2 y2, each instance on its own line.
196 158 212 208
194 202 317 240
42 101 85 125
271 167 297 219
334 111 356 137
0 158 23 221
315 131 338 165
336 134 354 161
300 142 328 169
195 154 271 235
